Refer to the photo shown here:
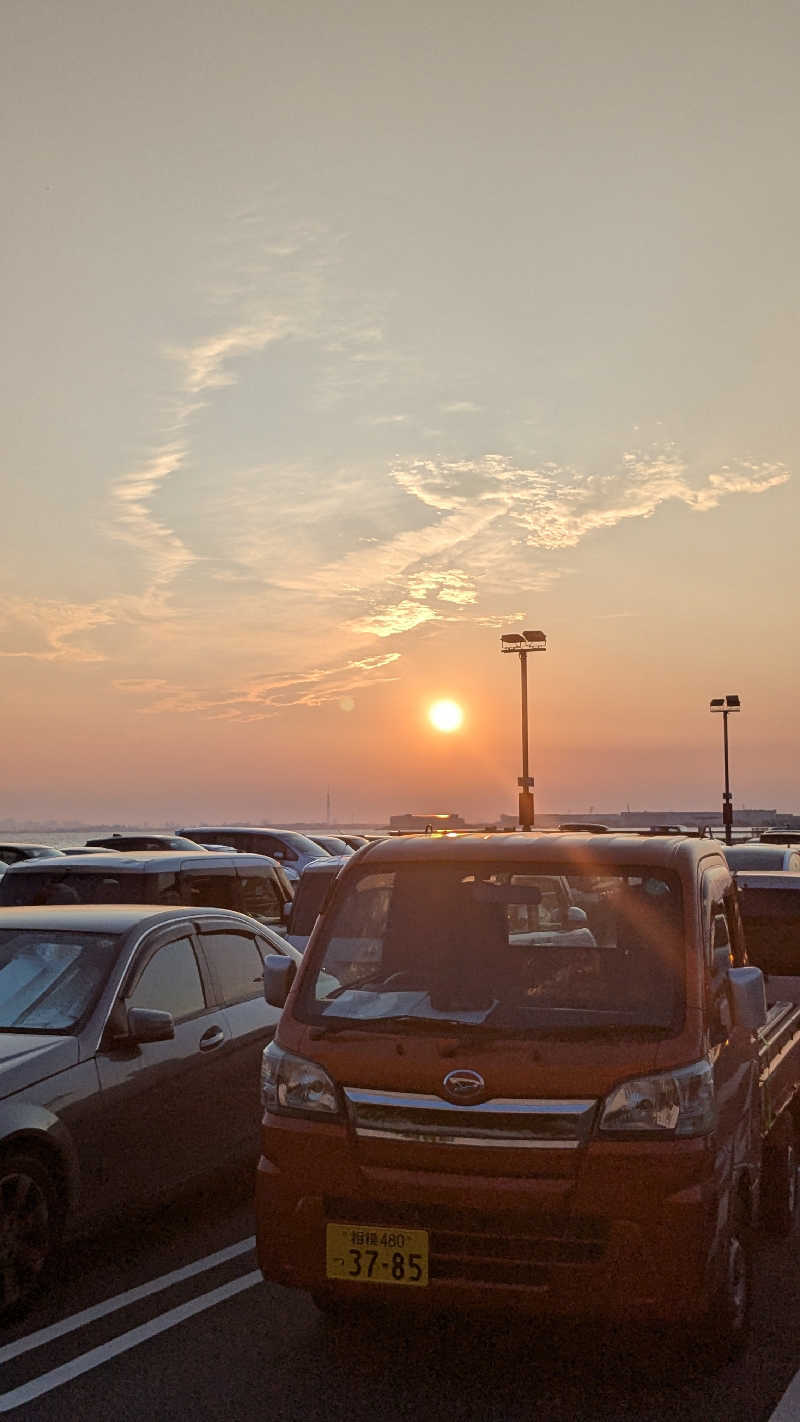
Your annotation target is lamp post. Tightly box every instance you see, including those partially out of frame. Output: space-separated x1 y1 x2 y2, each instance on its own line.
710 695 741 845
501 630 547 830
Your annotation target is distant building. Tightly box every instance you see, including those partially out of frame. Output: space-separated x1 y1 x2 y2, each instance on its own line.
497 808 800 831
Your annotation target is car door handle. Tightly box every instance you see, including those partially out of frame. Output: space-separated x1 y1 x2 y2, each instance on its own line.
199 1025 225 1051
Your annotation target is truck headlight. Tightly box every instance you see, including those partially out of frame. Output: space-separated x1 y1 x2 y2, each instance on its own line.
599 1059 715 1138
260 1040 340 1118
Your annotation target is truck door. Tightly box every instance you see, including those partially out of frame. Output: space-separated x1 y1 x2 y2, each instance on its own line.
702 867 759 1193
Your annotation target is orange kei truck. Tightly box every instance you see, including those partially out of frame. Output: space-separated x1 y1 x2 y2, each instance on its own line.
256 833 800 1364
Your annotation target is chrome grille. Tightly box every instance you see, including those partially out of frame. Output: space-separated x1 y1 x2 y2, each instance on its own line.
343 1087 598 1149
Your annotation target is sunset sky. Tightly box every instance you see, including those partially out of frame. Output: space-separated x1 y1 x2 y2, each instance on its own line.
3 0 799 825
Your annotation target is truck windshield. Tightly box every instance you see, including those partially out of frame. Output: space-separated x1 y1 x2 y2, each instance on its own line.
300 864 685 1033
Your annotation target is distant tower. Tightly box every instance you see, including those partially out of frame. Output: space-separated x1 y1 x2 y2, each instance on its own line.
326 787 331 825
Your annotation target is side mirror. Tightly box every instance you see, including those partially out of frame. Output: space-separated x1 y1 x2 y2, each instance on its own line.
729 966 767 1032
264 954 296 1008
126 1007 175 1043
567 906 589 927
281 899 293 925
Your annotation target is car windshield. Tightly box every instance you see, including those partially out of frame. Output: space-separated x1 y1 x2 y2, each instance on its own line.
0 929 121 1031
299 863 685 1034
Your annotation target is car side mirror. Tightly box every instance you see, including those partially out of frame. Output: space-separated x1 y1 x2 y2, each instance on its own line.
281 899 293 924
728 966 767 1032
567 906 588 927
126 1007 175 1044
264 955 296 1008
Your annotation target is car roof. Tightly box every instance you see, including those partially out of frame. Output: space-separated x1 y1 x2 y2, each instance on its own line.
349 832 725 871
723 844 796 862
179 826 324 847
0 904 272 931
1 851 279 873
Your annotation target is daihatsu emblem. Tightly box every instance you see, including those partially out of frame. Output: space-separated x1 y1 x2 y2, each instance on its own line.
442 1069 485 1101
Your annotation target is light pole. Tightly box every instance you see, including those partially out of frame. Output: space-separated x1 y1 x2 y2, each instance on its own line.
710 695 741 845
501 630 547 830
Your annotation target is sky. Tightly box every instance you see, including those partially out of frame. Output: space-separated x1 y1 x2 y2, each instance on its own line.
2 0 799 825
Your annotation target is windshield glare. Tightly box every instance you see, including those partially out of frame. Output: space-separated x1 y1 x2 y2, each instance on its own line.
0 930 121 1031
301 865 685 1032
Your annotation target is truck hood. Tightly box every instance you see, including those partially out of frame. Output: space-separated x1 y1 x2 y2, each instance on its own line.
281 1010 704 1101
0 1033 79 1096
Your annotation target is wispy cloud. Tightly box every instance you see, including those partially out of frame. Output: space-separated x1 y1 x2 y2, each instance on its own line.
441 401 481 414
174 317 290 394
124 652 402 720
0 599 116 662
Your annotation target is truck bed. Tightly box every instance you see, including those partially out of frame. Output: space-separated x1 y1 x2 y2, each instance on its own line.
758 1000 800 1136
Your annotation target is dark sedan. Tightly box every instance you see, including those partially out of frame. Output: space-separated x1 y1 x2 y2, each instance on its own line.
0 843 64 866
0 904 299 1320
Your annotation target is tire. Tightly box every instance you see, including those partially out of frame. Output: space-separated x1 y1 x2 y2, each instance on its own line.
761 1132 799 1236
694 1195 752 1371
0 1150 62 1322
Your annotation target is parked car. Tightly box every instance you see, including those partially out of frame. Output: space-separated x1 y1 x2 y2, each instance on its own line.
177 827 332 882
307 835 354 857
283 855 348 952
84 833 209 852
760 830 800 846
722 843 800 873
0 851 292 928
0 844 65 866
0 903 300 1317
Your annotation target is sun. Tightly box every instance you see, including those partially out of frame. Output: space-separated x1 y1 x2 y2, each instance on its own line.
428 699 464 733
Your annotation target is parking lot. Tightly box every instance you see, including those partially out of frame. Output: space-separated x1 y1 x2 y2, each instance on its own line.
2 1168 800 1422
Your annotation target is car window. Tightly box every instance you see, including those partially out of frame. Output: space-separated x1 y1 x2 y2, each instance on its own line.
238 871 283 924
198 929 265 1005
178 870 237 910
128 936 206 1019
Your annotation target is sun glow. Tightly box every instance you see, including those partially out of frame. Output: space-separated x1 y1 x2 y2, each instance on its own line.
428 699 464 733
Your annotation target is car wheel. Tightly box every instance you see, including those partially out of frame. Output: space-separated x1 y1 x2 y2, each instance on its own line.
694 1194 752 1370
0 1150 62 1321
762 1131 799 1236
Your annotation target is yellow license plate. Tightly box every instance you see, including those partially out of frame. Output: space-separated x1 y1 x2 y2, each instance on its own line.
326 1223 429 1286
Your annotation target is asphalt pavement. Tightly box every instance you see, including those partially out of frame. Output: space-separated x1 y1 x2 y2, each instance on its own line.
2 1170 800 1421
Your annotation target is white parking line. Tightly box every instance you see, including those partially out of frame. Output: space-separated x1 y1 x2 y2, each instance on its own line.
0 1237 256 1365
0 1270 262 1412
769 1366 800 1421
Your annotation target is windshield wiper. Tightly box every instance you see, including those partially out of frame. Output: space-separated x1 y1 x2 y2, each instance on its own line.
323 972 389 1000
